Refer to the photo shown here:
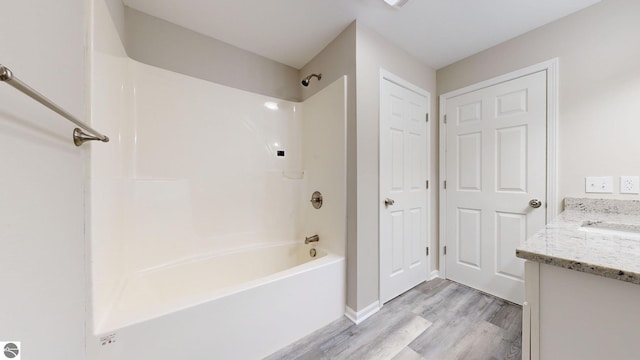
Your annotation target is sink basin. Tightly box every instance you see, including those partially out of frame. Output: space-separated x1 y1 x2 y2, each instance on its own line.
580 220 640 238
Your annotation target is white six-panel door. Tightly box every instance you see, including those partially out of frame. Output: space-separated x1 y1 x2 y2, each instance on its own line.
380 75 429 304
444 71 547 304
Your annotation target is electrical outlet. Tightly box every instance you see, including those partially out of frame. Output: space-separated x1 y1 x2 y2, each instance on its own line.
585 176 613 193
620 176 639 194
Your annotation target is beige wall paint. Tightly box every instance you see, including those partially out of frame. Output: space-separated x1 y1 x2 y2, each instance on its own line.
124 7 301 101
300 22 358 309
438 0 640 213
300 22 437 311
355 23 437 309
105 0 126 45
0 1 86 358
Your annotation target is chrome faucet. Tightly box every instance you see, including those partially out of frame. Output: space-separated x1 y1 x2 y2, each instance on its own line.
304 234 320 244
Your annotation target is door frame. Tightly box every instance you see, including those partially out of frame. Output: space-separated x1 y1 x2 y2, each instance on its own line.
379 69 431 303
438 58 558 279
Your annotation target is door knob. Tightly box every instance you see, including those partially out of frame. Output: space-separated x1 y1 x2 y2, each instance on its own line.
529 199 542 208
384 198 395 207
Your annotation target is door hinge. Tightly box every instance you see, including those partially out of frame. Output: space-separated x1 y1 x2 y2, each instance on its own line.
443 246 447 255
443 180 447 189
426 247 429 256
426 180 429 189
426 113 429 122
444 114 447 124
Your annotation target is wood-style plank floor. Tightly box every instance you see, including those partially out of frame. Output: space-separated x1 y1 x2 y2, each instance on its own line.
265 278 522 360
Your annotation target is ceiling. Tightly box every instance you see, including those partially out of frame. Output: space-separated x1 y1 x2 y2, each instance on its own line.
122 0 600 70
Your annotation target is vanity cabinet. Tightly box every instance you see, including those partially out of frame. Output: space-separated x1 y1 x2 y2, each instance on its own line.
517 198 640 360
522 261 640 360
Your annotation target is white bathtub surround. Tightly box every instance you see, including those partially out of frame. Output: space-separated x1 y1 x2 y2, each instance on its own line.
122 61 306 272
88 2 347 357
299 78 348 257
90 60 347 331
92 61 347 282
88 0 132 331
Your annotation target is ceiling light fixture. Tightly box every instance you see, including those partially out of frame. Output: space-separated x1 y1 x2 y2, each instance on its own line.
384 0 409 8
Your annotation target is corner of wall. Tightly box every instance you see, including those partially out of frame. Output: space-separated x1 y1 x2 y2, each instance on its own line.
299 20 357 101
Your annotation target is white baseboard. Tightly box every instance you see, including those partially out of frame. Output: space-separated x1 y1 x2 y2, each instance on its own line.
429 270 440 280
345 301 381 325
345 273 440 325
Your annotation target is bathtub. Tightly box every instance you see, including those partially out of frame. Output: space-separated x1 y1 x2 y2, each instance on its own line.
90 242 346 360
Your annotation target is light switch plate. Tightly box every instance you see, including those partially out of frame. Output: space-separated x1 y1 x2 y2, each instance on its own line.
585 176 613 193
620 176 639 194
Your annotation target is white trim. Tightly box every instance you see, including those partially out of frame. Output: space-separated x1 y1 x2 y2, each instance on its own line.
380 69 431 98
379 68 431 304
438 96 447 279
345 301 381 325
429 270 440 280
545 60 559 221
438 58 559 279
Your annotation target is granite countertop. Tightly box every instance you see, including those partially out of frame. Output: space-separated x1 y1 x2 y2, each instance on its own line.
516 198 640 284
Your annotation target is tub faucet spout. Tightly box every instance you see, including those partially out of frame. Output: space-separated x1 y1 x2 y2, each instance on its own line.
305 235 320 244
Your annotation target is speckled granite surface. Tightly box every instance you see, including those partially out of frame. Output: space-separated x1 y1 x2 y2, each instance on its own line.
516 198 640 284
564 197 640 215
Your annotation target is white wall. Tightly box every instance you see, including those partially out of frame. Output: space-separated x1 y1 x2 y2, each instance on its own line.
0 1 86 359
437 0 640 213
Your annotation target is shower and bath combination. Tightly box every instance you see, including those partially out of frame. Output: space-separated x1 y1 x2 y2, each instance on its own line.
301 73 322 86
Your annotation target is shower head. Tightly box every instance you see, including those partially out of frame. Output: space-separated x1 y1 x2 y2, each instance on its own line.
301 73 322 87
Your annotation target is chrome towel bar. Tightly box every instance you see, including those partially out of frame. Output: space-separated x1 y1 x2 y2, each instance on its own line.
0 64 109 146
